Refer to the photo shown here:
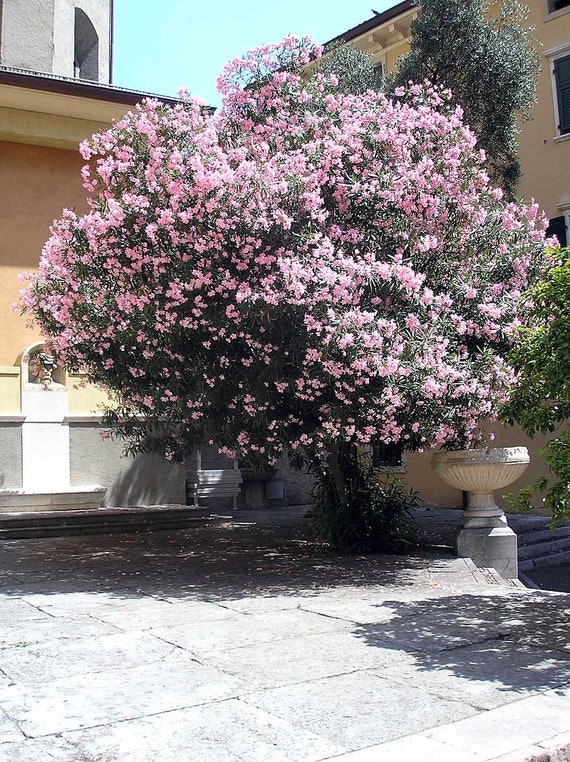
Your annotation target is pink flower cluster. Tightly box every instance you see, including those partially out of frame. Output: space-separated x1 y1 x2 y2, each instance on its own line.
20 37 549 463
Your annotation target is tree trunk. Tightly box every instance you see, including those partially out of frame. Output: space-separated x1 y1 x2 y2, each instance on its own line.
326 441 350 507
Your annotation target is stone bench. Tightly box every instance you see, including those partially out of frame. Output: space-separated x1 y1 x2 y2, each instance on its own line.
186 468 243 508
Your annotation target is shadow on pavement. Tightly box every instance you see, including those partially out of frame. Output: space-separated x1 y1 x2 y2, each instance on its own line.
0 522 440 600
353 592 570 694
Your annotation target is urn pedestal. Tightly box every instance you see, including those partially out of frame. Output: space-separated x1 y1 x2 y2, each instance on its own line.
432 447 530 579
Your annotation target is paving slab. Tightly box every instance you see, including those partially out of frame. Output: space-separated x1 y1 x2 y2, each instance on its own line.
242 669 478 749
197 629 404 689
63 698 348 762
373 639 570 711
0 736 84 762
23 590 236 629
0 611 120 648
350 591 570 655
2 650 248 737
0 509 569 761
330 734 482 762
0 630 175 684
0 707 24 745
149 606 353 657
330 690 570 762
426 686 570 760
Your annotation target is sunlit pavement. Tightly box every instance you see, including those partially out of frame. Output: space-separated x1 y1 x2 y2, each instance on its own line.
0 509 569 761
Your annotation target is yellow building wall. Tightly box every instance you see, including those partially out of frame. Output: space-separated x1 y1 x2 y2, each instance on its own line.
517 1 570 217
0 140 88 365
401 425 554 511
0 139 114 415
67 373 111 415
0 366 20 413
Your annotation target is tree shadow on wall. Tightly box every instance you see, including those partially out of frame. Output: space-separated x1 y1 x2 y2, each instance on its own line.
103 453 186 507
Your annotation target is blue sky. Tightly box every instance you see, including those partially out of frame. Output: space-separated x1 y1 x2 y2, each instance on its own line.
112 0 396 107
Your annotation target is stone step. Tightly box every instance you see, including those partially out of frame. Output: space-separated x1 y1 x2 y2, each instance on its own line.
518 534 570 562
478 567 524 587
0 504 229 539
519 548 570 573
517 525 570 546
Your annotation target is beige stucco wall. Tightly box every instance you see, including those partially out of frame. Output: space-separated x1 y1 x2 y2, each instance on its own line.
0 0 56 73
0 420 23 489
53 0 113 82
69 423 186 506
67 373 111 415
0 367 20 413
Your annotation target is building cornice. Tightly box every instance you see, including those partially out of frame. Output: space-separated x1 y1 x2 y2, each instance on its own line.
0 66 181 150
325 0 416 48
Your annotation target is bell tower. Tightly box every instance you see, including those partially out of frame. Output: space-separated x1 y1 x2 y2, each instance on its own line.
0 0 113 84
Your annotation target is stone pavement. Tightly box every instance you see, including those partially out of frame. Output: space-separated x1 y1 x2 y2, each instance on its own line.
0 507 569 761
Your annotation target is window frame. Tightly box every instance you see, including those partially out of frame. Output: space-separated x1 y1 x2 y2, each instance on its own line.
547 214 569 247
370 443 407 474
544 0 570 20
546 44 570 139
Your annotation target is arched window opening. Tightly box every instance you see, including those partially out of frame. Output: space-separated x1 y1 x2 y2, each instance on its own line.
74 7 99 81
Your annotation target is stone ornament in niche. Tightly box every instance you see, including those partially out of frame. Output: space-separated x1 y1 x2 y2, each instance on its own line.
31 352 57 389
22 343 66 390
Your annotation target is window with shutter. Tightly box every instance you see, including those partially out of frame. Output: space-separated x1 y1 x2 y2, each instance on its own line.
371 443 406 473
547 216 568 247
554 55 570 135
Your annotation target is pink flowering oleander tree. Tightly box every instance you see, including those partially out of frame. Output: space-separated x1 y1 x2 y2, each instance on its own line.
20 37 550 550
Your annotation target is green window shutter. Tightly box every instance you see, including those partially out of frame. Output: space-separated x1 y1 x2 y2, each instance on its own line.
554 55 570 135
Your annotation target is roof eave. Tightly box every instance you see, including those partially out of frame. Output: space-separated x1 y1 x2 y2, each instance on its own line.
0 66 181 107
325 0 416 47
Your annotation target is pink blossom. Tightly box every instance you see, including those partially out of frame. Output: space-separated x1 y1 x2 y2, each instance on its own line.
18 36 550 464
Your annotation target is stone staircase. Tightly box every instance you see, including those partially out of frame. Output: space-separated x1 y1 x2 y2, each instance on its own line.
413 507 570 582
0 504 230 539
516 519 570 574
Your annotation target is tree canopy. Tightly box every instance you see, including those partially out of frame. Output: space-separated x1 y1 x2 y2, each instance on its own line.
501 247 570 523
387 0 540 198
21 37 549 480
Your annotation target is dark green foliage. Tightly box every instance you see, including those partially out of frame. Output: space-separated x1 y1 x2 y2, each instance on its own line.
502 247 570 435
310 443 419 554
502 247 570 524
313 40 381 95
387 0 540 199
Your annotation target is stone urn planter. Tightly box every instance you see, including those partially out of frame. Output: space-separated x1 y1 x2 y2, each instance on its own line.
432 447 530 579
